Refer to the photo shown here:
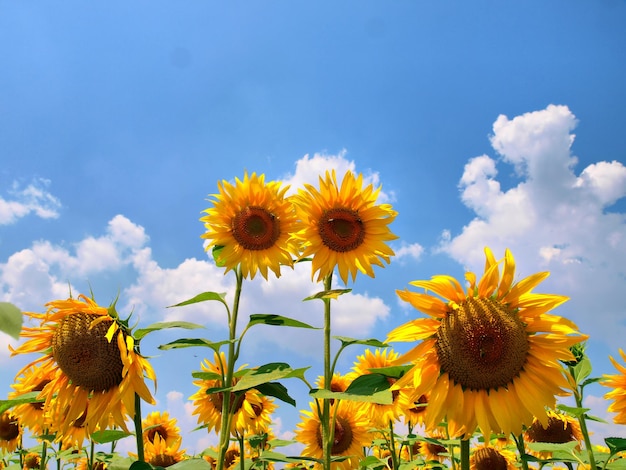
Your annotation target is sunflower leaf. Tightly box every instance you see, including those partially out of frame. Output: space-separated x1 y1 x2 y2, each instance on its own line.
90 429 133 444
134 321 205 340
158 338 232 352
167 292 228 308
211 245 227 267
606 437 626 454
556 403 590 418
0 302 22 339
366 365 413 379
230 363 310 392
129 462 153 470
333 336 388 348
0 391 43 414
247 314 318 329
255 382 296 407
303 289 352 301
310 388 393 405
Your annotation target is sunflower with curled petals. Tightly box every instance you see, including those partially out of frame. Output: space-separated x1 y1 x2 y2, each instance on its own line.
386 247 587 439
601 349 626 424
295 401 371 470
291 169 397 284
190 352 275 436
200 171 300 280
10 294 156 436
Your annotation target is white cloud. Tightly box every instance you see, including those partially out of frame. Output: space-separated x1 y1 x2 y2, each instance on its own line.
281 151 396 203
438 104 626 350
393 242 424 262
0 178 61 224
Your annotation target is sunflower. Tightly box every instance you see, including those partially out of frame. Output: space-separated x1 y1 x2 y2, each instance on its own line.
291 169 397 284
295 401 371 470
22 452 43 470
470 445 517 470
10 294 156 436
190 352 273 435
200 171 300 280
0 412 21 453
142 434 187 468
419 429 449 464
398 390 429 428
387 247 587 439
142 411 181 447
8 362 55 437
524 410 583 459
601 349 626 424
348 348 403 428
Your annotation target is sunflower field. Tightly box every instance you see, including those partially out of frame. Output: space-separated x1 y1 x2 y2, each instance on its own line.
2 169 626 470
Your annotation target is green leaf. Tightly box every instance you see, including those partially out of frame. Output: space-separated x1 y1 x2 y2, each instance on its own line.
90 429 133 444
134 321 205 340
358 455 388 470
158 338 232 352
0 302 23 339
310 387 393 405
256 382 296 407
231 363 310 392
167 292 227 308
129 462 153 470
247 314 318 329
526 441 579 454
581 376 602 388
212 245 227 267
303 289 352 301
367 365 413 379
345 373 391 395
191 371 223 381
0 392 43 414
556 403 590 418
334 336 388 348
572 355 592 383
606 437 626 454
164 459 214 470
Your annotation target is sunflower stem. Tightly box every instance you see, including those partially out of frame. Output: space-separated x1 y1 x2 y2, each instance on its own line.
388 420 399 470
88 439 95 470
39 439 47 470
217 266 244 470
514 433 530 470
322 273 333 470
460 438 470 470
133 392 145 463
568 365 597 470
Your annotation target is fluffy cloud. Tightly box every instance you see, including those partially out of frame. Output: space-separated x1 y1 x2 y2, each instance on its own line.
439 104 626 348
0 178 61 224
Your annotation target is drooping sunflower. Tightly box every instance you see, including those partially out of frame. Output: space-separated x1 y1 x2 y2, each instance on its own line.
10 294 156 436
0 412 21 453
291 169 398 284
8 362 55 437
295 401 371 470
200 171 300 280
524 410 583 459
348 348 403 428
387 247 588 439
190 352 273 435
142 411 181 447
601 349 626 424
469 445 517 470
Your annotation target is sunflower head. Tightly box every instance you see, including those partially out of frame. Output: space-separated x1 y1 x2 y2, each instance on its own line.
470 445 517 470
292 169 397 284
602 348 626 424
387 247 588 439
200 171 300 280
0 412 21 453
143 411 181 448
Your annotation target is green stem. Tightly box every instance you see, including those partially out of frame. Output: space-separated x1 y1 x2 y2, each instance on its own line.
133 392 145 462
515 433 530 470
237 432 245 470
88 440 95 470
217 267 244 470
322 273 333 470
460 438 470 470
568 365 597 470
39 440 47 470
387 421 399 470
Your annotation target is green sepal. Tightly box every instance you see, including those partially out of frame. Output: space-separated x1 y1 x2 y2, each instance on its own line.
212 245 227 267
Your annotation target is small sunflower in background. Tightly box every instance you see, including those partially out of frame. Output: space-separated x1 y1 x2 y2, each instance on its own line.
397 390 428 428
142 411 181 448
469 445 517 470
291 169 397 284
142 434 187 468
10 294 156 436
524 410 583 459
387 247 588 439
200 171 300 280
295 401 371 470
601 349 626 424
0 412 21 454
190 352 275 436
348 348 403 428
22 452 43 470
419 429 449 464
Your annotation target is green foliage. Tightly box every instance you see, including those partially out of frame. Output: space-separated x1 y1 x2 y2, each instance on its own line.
167 292 228 308
0 391 42 414
134 321 205 340
0 302 22 339
246 314 317 329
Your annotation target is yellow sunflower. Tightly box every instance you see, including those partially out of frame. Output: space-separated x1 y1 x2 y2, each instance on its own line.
8 362 55 437
387 247 587 439
291 169 397 284
398 390 429 428
524 410 583 459
10 294 156 436
470 445 517 470
200 171 300 280
142 411 181 447
0 412 21 453
190 352 273 435
22 452 43 470
348 348 403 428
419 429 449 464
295 401 371 470
142 434 187 468
602 349 626 424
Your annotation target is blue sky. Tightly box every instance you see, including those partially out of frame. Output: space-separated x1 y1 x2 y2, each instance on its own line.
2 0 626 457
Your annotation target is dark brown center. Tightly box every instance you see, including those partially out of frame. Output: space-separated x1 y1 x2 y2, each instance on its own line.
526 415 577 444
0 413 19 441
472 447 508 470
318 208 365 253
231 206 280 250
316 415 354 455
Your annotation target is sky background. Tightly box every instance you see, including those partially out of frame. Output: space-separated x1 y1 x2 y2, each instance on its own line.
1 0 626 459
